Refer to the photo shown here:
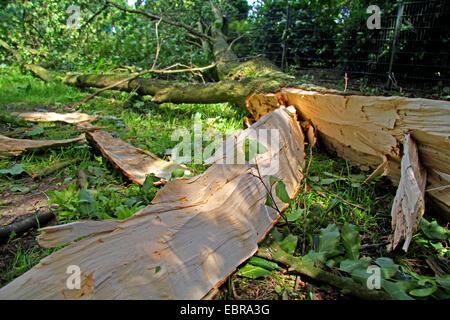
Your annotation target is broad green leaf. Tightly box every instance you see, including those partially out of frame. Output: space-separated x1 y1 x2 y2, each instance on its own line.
420 219 449 240
302 250 326 266
285 208 304 222
318 224 341 259
436 275 450 291
249 257 278 271
339 258 371 273
21 126 44 137
382 281 415 300
265 193 274 207
409 279 437 297
79 188 95 216
375 257 400 279
0 164 25 176
142 174 157 193
269 176 280 186
275 180 290 204
341 223 361 260
270 227 283 242
10 185 31 193
278 234 298 254
171 169 185 179
235 264 272 279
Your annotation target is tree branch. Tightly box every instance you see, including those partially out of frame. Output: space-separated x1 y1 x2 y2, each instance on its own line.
105 0 213 42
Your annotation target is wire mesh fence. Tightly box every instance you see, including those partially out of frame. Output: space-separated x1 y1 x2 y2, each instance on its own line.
226 0 449 92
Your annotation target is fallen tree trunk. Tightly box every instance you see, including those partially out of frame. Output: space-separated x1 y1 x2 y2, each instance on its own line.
0 108 305 299
246 88 450 220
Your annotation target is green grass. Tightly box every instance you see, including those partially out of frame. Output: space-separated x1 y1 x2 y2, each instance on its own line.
0 64 87 109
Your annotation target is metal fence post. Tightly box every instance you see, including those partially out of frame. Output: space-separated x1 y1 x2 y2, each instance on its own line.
385 2 405 90
281 4 292 71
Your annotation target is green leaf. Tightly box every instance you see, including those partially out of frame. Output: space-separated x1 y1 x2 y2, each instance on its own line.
319 178 335 185
275 180 290 204
420 219 449 240
142 174 157 193
339 258 371 273
285 208 304 222
374 257 400 279
318 224 341 259
341 223 361 260
79 188 95 216
303 250 326 266
249 257 278 271
278 234 298 255
0 164 26 176
269 176 280 186
265 193 274 207
155 266 161 274
436 275 450 291
270 227 283 242
10 185 31 193
409 279 437 297
21 126 44 137
382 281 415 300
235 264 272 279
171 169 185 179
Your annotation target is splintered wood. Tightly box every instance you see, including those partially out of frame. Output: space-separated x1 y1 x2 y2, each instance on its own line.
86 130 188 184
246 88 450 218
0 134 85 158
13 111 96 124
0 108 305 299
390 134 427 252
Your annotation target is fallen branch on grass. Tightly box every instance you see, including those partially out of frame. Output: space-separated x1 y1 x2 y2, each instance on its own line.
0 212 54 241
256 241 392 300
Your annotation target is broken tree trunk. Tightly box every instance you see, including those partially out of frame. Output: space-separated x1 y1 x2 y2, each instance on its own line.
0 108 305 299
246 88 450 220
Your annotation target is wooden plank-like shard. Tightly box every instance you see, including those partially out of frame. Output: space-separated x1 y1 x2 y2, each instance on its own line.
86 130 187 184
0 108 305 299
13 111 96 124
389 134 427 252
0 134 85 158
